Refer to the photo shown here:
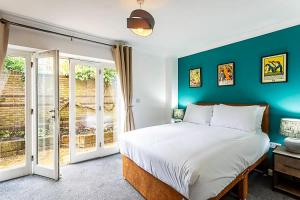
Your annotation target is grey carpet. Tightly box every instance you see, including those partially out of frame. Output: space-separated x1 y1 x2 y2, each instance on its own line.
0 154 296 200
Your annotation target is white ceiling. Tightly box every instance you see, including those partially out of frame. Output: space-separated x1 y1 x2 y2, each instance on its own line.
0 0 300 58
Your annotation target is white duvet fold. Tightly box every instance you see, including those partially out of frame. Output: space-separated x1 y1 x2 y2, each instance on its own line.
119 122 270 200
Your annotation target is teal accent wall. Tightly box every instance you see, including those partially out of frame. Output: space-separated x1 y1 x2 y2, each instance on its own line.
178 25 300 143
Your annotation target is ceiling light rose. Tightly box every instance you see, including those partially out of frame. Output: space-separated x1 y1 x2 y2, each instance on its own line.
127 0 155 37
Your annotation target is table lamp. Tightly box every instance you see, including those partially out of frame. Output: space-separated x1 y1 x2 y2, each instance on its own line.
173 108 184 120
280 118 300 154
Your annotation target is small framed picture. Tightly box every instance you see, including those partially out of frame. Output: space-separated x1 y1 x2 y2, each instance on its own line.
217 62 235 86
261 53 287 83
189 68 201 88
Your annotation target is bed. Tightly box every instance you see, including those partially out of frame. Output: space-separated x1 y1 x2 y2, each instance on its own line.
120 103 270 200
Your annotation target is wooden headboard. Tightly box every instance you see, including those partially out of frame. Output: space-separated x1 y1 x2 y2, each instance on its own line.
197 103 270 134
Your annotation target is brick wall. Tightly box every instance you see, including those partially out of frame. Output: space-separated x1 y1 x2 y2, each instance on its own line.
0 73 116 138
0 73 117 158
0 72 25 131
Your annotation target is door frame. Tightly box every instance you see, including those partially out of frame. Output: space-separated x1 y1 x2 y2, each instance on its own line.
32 50 60 180
0 49 32 182
69 59 119 164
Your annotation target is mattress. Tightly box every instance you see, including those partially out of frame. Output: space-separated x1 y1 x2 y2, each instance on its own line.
119 122 270 200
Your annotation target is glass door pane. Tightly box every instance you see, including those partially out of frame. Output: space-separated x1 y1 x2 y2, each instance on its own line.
69 60 101 163
0 56 27 169
59 58 70 166
103 67 118 147
36 57 55 167
33 50 59 180
0 50 32 182
75 64 97 153
69 60 119 164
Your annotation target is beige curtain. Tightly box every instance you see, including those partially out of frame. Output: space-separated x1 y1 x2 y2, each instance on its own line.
112 44 135 132
0 22 10 94
0 22 9 73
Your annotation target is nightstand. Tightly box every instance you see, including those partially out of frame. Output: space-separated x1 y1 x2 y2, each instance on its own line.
273 146 300 197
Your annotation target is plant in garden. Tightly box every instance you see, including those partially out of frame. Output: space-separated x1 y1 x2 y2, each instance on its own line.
0 129 25 141
103 68 117 87
75 66 96 81
38 128 50 137
76 122 95 135
4 56 26 80
74 66 116 87
4 57 117 86
59 59 70 77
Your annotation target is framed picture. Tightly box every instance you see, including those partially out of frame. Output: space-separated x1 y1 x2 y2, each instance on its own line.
261 53 287 83
189 68 201 87
217 62 235 86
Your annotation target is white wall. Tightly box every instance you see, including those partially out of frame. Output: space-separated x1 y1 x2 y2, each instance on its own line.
165 57 178 122
131 51 178 128
6 22 176 129
131 49 169 128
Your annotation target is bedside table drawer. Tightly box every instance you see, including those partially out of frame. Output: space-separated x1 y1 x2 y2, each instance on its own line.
274 154 300 178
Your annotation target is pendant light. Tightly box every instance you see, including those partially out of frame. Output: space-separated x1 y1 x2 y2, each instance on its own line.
127 0 155 37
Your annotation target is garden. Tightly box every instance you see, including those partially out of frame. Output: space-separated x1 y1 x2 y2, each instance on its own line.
0 56 118 167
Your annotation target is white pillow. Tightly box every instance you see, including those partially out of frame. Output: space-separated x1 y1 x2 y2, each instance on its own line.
256 106 266 131
219 104 266 131
211 104 259 132
183 104 213 125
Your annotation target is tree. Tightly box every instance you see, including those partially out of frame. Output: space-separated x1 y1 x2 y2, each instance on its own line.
4 56 26 80
4 56 117 86
103 68 116 87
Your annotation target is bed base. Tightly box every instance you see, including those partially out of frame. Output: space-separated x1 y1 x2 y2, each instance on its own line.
122 154 267 200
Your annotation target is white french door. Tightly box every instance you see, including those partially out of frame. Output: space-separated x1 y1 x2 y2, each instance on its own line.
32 50 60 180
0 50 32 182
0 49 59 182
0 49 119 181
69 59 119 163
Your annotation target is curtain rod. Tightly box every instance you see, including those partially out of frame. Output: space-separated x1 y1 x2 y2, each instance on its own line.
0 18 115 47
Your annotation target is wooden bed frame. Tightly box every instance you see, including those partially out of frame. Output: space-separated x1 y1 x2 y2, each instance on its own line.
122 103 270 200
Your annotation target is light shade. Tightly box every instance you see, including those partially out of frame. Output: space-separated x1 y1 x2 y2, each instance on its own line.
127 9 155 37
173 109 185 120
280 118 300 138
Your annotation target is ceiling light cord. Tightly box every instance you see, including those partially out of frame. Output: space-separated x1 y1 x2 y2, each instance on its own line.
137 0 144 9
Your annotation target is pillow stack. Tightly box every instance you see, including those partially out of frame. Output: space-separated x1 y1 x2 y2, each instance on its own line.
183 103 266 133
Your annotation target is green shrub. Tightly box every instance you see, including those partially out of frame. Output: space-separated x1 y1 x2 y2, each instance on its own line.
75 66 96 81
75 67 116 87
38 128 50 137
104 68 117 87
0 129 25 141
4 56 26 80
4 56 117 86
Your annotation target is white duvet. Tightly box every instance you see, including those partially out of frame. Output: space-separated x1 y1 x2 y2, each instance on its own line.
119 122 270 200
